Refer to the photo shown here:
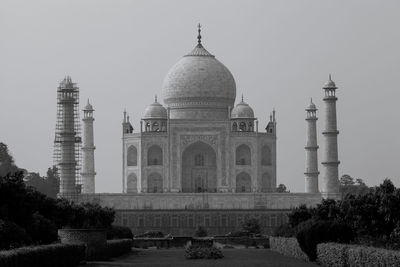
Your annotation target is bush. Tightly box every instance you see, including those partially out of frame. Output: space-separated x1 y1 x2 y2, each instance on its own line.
107 225 133 240
296 220 354 261
241 218 261 235
106 239 132 258
269 237 308 261
135 231 164 238
347 245 400 267
194 226 207 237
317 243 352 267
0 220 31 250
28 213 58 245
185 245 224 260
0 243 85 267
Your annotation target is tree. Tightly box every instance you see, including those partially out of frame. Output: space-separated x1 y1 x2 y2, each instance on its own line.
339 174 369 197
241 218 261 235
0 143 20 177
276 184 289 193
25 166 59 198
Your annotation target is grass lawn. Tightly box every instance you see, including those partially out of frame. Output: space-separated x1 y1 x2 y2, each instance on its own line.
83 248 317 267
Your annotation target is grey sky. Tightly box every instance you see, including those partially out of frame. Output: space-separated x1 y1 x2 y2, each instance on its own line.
1 0 399 193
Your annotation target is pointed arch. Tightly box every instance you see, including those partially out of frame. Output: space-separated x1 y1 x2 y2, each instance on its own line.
127 145 137 166
236 144 251 165
127 173 137 193
147 172 163 193
148 145 163 166
236 172 251 192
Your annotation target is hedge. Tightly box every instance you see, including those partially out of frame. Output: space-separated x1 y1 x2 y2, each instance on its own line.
348 245 400 267
317 243 400 267
0 243 85 267
269 237 308 261
106 239 132 258
317 243 352 267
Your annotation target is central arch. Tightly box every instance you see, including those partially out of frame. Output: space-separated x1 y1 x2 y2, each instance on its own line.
181 141 217 193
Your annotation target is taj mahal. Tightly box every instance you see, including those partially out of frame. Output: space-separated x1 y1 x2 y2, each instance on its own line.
55 25 341 235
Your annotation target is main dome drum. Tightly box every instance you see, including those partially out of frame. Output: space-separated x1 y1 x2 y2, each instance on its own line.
161 29 236 120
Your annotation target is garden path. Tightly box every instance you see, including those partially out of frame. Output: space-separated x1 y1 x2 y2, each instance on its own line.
83 248 317 267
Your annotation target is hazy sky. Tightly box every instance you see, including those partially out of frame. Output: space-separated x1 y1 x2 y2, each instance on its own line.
1 0 400 193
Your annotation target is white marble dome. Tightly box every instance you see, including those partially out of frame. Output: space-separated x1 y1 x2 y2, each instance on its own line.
143 98 167 119
162 42 236 120
231 99 254 118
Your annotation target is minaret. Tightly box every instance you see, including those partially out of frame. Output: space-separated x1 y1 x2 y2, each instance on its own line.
81 99 96 194
321 75 340 197
54 76 81 198
304 99 319 193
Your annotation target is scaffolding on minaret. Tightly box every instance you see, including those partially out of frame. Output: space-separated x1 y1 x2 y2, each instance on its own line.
53 76 82 199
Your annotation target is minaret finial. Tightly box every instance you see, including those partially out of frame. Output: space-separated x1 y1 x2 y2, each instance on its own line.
329 74 332 81
310 97 313 104
155 95 158 103
197 23 202 46
241 94 244 102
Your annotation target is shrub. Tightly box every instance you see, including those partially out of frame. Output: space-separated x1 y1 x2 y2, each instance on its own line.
241 218 261 235
194 226 208 237
107 225 133 240
296 220 354 261
185 245 224 260
0 220 31 250
135 231 164 238
28 212 58 245
269 237 308 261
317 243 352 267
0 243 85 267
288 204 313 227
347 245 400 267
107 239 132 258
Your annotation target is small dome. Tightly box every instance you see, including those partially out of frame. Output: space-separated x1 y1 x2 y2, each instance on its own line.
231 98 254 119
306 99 317 110
84 99 94 111
143 98 167 119
323 75 337 89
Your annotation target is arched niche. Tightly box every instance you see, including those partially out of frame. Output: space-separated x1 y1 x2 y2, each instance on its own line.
181 141 217 193
236 144 251 165
236 172 251 192
127 173 137 193
127 145 137 166
147 145 163 166
147 172 163 193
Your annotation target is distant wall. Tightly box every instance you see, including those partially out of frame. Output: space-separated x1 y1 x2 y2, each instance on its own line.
113 209 289 236
78 192 323 210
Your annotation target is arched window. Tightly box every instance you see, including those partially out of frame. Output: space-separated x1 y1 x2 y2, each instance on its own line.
147 172 163 193
261 172 272 192
239 122 247 131
248 122 254 132
147 145 163 166
236 144 251 165
236 172 251 192
152 121 159 132
161 122 167 131
127 173 137 193
232 122 238 131
261 145 272 166
127 145 137 166
194 154 204 166
145 122 151 132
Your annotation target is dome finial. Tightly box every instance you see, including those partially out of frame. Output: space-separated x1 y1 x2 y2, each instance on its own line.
155 94 158 103
197 23 202 46
310 97 313 104
329 74 332 81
